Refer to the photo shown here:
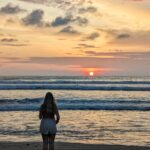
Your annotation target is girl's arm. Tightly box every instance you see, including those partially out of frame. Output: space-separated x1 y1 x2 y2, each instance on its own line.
55 104 60 124
39 106 42 120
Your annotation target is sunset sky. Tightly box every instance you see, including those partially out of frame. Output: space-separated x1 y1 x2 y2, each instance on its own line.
0 0 150 76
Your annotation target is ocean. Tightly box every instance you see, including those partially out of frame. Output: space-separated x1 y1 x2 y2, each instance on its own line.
0 76 150 146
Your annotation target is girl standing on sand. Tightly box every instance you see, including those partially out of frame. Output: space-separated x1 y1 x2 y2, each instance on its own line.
39 92 60 150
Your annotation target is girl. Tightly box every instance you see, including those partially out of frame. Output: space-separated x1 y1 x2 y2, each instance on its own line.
39 92 60 150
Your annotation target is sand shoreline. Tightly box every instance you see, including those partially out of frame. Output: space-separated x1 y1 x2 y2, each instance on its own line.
0 142 149 150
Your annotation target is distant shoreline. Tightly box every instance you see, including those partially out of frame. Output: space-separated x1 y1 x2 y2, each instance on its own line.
0 142 149 150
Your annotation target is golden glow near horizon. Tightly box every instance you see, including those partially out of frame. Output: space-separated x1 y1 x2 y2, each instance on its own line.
0 0 150 76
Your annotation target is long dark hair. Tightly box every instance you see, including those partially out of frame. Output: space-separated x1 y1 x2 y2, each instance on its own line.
42 92 55 113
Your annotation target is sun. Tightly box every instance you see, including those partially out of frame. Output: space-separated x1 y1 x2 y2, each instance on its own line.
89 71 94 76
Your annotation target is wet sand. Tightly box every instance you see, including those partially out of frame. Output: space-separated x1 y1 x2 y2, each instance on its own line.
0 142 149 150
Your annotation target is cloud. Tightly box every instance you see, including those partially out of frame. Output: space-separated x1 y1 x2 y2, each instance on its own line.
22 9 46 27
117 34 130 39
85 32 100 40
59 26 80 35
1 53 150 75
75 16 88 26
78 43 96 48
20 0 61 5
99 29 131 39
19 0 48 4
51 15 73 27
1 43 28 47
4 56 115 66
20 0 89 10
103 30 150 47
51 15 88 27
1 38 18 42
83 50 150 59
0 37 29 47
6 54 150 69
3 51 150 64
127 0 146 2
78 6 97 14
0 3 25 14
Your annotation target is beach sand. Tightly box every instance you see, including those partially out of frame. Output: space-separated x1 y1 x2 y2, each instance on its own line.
0 142 149 150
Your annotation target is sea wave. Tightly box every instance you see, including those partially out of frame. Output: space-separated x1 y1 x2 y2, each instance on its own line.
0 84 149 91
0 98 149 111
0 80 150 84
